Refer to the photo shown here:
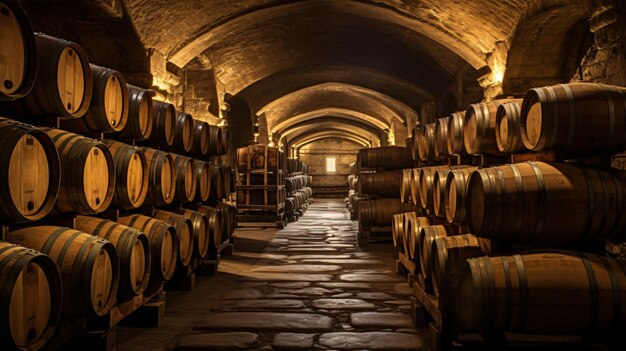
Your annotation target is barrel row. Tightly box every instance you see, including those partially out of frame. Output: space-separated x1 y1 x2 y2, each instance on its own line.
286 157 310 174
285 174 312 193
285 186 313 217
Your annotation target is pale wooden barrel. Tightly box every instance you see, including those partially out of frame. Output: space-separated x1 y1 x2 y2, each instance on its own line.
457 251 626 334
117 84 153 140
74 216 151 302
151 100 176 147
392 213 405 252
358 146 413 171
520 82 626 155
0 241 62 351
1 34 92 118
358 170 402 197
44 128 115 214
444 167 477 224
141 147 176 206
154 210 194 267
195 205 223 254
400 170 412 204
172 154 197 203
418 225 457 282
358 198 417 228
0 118 60 222
466 161 626 245
417 123 436 161
409 168 420 206
194 160 212 202
193 120 210 156
418 165 450 210
495 100 524 153
405 214 431 262
170 111 194 153
411 126 420 161
208 125 223 156
104 140 148 210
446 111 466 155
7 226 119 317
433 166 472 218
117 214 178 296
0 0 37 101
434 117 450 158
181 209 210 259
464 99 522 155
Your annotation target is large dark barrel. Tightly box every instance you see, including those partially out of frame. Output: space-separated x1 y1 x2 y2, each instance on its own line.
0 0 37 101
219 128 229 155
44 128 115 214
117 214 178 296
464 99 522 155
172 154 197 203
216 202 237 242
154 210 194 267
195 205 222 253
140 148 176 206
171 112 194 153
181 209 210 259
495 100 524 153
7 226 119 318
209 163 223 200
434 117 450 158
0 241 62 351
358 170 402 197
520 82 626 155
151 100 176 147
104 140 148 210
117 84 153 140
466 161 626 245
0 118 60 222
358 198 417 228
417 123 436 161
74 216 151 302
447 111 466 155
208 125 223 156
1 34 92 118
220 165 233 199
193 120 210 156
358 146 413 171
455 251 626 334
445 167 477 224
194 160 211 202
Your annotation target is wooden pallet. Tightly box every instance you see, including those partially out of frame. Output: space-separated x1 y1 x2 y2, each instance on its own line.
357 225 392 247
88 286 165 330
395 251 418 286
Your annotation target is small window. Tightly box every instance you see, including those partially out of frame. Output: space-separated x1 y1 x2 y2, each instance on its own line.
326 157 336 173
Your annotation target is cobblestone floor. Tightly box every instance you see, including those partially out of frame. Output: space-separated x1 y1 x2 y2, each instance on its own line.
118 198 428 350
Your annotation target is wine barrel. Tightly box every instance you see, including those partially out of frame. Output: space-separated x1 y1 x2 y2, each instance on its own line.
154 210 194 267
221 165 233 199
74 216 151 301
193 120 210 156
172 154 197 203
411 125 421 161
418 165 450 210
117 214 177 295
434 117 450 158
104 140 148 210
194 160 211 202
151 100 176 147
7 226 119 317
44 128 115 214
208 125 223 156
217 202 237 241
520 82 626 155
117 84 153 140
210 164 224 200
219 128 229 155
358 146 413 171
433 166 472 218
495 100 524 153
0 0 37 101
464 99 521 155
405 214 431 262
0 241 62 351
417 123 436 161
69 65 128 132
358 170 402 197
237 145 281 170
409 168 420 206
457 251 626 334
181 209 210 259
418 225 456 282
285 197 296 214
171 112 194 153
400 169 412 204
447 111 466 155
195 205 222 252
141 147 176 206
1 34 92 118
358 198 417 228
445 167 477 224
466 161 626 245
392 213 405 252
0 118 60 222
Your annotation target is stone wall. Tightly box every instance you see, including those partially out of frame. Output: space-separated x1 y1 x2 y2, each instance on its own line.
298 138 360 194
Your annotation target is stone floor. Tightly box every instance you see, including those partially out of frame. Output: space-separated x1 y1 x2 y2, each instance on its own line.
118 198 428 350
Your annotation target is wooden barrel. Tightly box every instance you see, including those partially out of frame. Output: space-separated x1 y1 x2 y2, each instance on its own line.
0 0 37 101
392 213 405 252
219 128 229 155
117 214 177 295
285 197 296 214
181 209 210 259
409 168 420 206
210 164 224 200
194 160 211 202
117 84 153 140
445 167 477 224
195 205 222 253
446 111 466 155
172 155 196 203
358 170 402 197
405 215 431 262
0 118 60 222
141 148 176 206
358 198 417 228
520 82 626 155
358 146 413 171
193 120 210 156
104 140 148 210
74 216 151 301
418 166 450 210
151 100 176 147
221 165 233 199
434 117 450 158
73 65 129 132
457 251 626 334
418 225 456 282
171 112 194 153
495 100 524 153
7 226 119 317
466 161 626 245
400 169 412 204
464 99 521 155
44 128 115 214
154 210 194 267
433 166 471 218
216 202 236 241
237 145 280 170
0 241 62 351
417 123 436 161
208 125 223 156
1 33 92 118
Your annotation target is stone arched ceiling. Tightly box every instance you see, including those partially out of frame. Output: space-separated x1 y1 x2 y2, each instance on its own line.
271 109 388 135
293 133 371 149
282 122 380 144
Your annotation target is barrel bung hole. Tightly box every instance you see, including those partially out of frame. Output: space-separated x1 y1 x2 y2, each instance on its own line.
95 197 101 205
98 299 102 309
26 201 34 211
111 120 116 126
4 80 13 89
67 102 72 110
27 329 36 342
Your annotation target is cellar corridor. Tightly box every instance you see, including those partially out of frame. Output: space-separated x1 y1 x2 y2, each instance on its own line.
116 199 425 350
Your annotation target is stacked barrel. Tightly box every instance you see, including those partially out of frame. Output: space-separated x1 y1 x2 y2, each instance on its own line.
0 3 235 349
401 82 626 348
285 158 313 222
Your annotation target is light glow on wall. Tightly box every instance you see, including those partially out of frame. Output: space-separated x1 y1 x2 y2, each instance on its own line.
326 157 336 173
